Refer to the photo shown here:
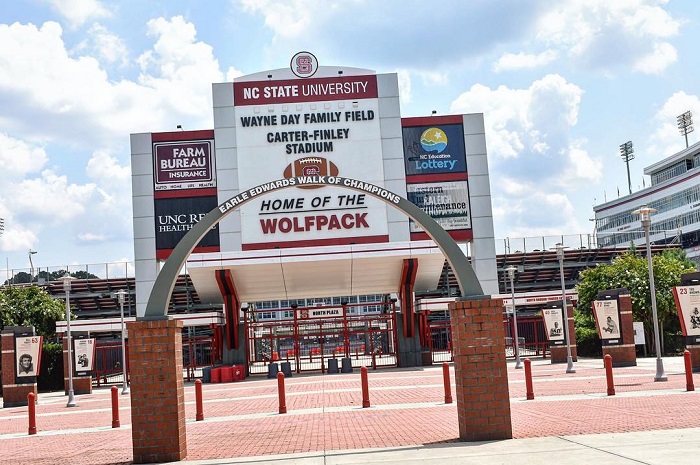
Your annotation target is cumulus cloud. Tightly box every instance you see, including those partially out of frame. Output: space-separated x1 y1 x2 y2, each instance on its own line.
494 50 557 72
648 91 700 157
536 0 681 74
0 134 49 176
451 74 599 236
79 23 129 66
44 0 112 27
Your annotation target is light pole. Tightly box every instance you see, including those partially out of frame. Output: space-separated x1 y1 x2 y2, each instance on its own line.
28 249 37 284
116 289 129 394
677 110 694 148
633 205 667 381
554 243 575 373
619 141 634 195
59 274 77 407
506 266 522 369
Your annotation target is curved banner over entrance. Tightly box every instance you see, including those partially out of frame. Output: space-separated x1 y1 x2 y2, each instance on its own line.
144 176 484 319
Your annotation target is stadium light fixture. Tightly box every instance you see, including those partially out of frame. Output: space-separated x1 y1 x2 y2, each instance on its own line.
619 141 634 195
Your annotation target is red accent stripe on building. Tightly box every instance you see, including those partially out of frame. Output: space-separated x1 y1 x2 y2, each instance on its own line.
156 245 220 261
215 269 240 350
402 115 464 126
154 188 218 199
151 130 215 142
406 172 469 183
399 258 419 339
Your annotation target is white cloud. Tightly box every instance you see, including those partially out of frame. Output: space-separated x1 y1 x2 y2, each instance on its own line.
648 91 700 157
86 150 130 187
78 232 107 242
493 50 557 72
396 69 412 104
0 134 49 176
0 226 39 253
9 170 96 221
81 23 129 66
44 0 111 28
535 0 681 74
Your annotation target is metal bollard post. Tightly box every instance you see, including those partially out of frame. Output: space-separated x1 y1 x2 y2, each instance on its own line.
442 362 453 404
361 366 370 408
277 371 287 414
684 350 695 392
605 354 615 396
111 386 120 428
524 358 534 400
28 392 37 435
195 379 204 420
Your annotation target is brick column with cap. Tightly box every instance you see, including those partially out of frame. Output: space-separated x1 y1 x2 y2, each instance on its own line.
449 298 512 441
1 327 38 408
128 319 186 463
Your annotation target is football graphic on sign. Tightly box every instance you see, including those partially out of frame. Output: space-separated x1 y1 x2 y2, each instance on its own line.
283 157 339 189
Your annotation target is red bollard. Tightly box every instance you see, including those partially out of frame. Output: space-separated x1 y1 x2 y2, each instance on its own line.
195 379 204 420
524 358 534 400
277 372 287 414
27 392 37 435
605 354 615 396
361 366 370 408
111 386 120 428
442 362 453 404
684 350 695 392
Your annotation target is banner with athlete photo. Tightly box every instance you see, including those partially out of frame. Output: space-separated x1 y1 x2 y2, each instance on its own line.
74 338 96 373
542 307 565 343
15 335 43 378
592 299 621 340
673 285 700 339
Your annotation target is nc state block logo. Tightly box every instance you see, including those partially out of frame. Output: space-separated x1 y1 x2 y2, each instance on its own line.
283 157 339 189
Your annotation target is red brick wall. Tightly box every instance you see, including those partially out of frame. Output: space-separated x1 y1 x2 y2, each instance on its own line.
449 298 512 441
128 319 186 463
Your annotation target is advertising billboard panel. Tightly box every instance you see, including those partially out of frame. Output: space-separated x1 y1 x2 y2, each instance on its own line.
153 139 215 191
154 196 220 259
406 181 471 233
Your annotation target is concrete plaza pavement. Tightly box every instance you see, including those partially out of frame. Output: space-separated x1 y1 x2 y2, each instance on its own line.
1 356 699 464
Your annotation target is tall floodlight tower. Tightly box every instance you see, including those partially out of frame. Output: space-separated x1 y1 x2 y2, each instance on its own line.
677 111 694 149
619 141 634 195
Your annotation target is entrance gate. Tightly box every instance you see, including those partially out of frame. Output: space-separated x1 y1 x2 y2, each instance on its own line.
246 301 398 374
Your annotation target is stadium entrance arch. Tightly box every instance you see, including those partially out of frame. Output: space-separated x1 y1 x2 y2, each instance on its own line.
144 176 484 319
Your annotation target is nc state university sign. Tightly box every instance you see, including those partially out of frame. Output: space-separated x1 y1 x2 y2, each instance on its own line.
143 176 485 319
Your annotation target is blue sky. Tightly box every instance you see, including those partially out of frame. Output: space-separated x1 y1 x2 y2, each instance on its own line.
0 0 699 278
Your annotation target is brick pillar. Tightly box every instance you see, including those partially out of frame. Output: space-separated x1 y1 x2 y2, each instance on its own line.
128 319 186 463
449 298 512 441
603 294 637 367
1 328 38 408
550 302 578 363
62 337 92 395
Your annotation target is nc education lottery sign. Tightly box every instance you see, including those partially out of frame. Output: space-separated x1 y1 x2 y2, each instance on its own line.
673 285 700 339
233 72 388 249
402 123 467 176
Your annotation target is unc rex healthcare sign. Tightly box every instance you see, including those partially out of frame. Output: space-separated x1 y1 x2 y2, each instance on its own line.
144 176 484 319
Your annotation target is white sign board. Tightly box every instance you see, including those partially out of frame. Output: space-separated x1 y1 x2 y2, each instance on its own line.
633 321 646 345
593 299 621 340
15 335 43 378
74 338 96 372
673 285 700 337
542 307 565 342
406 181 471 233
233 74 389 249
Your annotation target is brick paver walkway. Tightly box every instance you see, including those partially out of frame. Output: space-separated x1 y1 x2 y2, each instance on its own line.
1 357 699 464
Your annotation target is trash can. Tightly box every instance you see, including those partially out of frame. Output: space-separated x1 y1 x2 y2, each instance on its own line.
327 358 339 374
221 365 234 383
280 361 293 378
232 364 245 381
211 366 222 383
267 362 279 379
341 357 353 373
202 366 212 384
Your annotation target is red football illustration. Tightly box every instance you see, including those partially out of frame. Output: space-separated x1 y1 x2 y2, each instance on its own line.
283 157 339 189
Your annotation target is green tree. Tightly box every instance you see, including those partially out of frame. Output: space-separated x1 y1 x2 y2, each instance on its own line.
0 285 68 337
576 249 696 354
